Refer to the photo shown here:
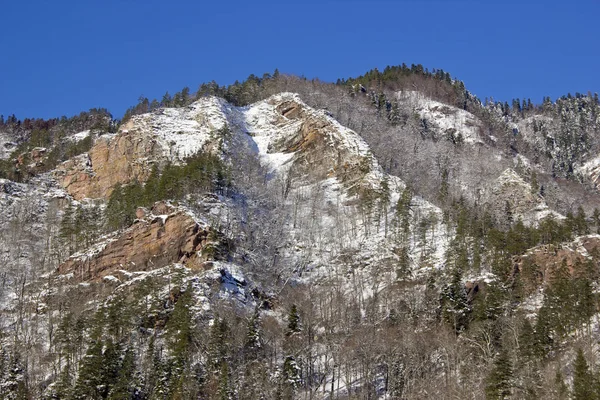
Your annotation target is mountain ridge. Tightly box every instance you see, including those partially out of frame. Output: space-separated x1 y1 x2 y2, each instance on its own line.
1 68 600 398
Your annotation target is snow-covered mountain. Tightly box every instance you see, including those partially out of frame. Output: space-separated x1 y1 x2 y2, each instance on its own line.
2 72 600 399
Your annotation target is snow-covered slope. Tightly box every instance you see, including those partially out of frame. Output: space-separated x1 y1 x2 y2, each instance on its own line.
484 168 562 226
0 131 18 160
122 97 229 161
53 92 452 289
577 155 600 190
223 93 450 278
397 90 483 144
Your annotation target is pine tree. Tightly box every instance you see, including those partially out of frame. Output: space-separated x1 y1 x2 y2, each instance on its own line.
59 202 75 254
286 304 301 336
396 246 411 280
281 356 301 400
167 283 194 359
575 206 589 235
208 316 229 373
518 319 538 363
0 352 29 400
395 186 412 245
217 361 231 400
593 208 600 233
107 347 137 400
100 340 123 398
161 92 173 108
441 267 471 333
50 364 75 399
244 314 261 360
573 348 594 400
72 339 104 399
485 347 513 399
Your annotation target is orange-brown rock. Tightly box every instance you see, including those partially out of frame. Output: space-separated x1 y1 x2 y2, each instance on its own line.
14 147 49 176
135 207 147 219
54 127 164 200
57 203 230 282
268 98 370 186
514 235 600 292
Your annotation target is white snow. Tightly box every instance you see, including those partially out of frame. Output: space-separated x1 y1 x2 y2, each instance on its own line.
240 92 375 175
124 97 229 161
66 130 91 143
0 131 18 160
576 155 600 189
103 275 121 283
397 91 483 144
220 94 452 294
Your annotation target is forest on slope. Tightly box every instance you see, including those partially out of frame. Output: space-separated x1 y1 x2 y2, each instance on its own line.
1 65 600 399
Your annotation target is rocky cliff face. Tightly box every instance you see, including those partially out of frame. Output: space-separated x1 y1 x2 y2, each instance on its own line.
54 98 229 200
260 94 375 186
57 202 230 282
50 92 450 288
484 168 560 226
54 131 163 200
515 235 600 289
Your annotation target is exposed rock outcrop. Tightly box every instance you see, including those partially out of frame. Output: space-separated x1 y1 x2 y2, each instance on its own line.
262 94 377 187
484 168 559 226
57 202 231 282
514 235 600 290
54 131 162 200
54 97 228 200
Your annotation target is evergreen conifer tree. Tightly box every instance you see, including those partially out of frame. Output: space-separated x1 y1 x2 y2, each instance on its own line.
485 347 512 399
573 348 594 400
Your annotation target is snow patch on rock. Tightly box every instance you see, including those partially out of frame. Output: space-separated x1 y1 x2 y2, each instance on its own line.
397 91 483 144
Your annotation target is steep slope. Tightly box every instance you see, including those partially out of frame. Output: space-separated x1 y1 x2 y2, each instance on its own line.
483 168 561 226
54 97 229 200
4 80 600 399
397 90 485 144
231 93 450 279
51 92 451 287
57 201 231 282
0 131 18 160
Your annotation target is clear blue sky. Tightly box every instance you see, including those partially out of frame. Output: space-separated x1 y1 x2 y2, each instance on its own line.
1 0 598 119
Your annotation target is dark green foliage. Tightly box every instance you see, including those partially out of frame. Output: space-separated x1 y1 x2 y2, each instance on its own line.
0 111 107 181
485 347 513 399
121 69 280 123
107 348 137 400
72 339 105 399
281 355 301 399
244 314 261 360
518 319 538 363
440 267 471 333
535 259 597 341
208 316 230 372
60 202 103 255
106 183 138 231
0 352 29 399
395 246 411 280
472 282 507 322
106 152 229 230
342 64 475 114
394 186 412 245
286 304 301 336
166 283 194 360
573 349 594 400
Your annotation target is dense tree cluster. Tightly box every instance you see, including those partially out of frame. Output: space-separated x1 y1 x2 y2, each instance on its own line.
0 109 115 182
106 152 230 230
